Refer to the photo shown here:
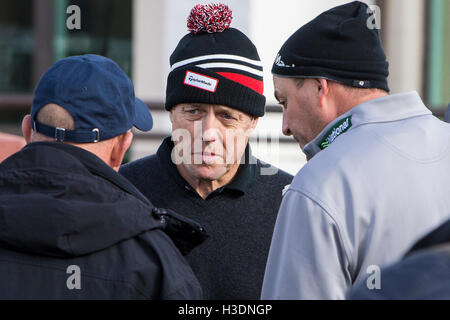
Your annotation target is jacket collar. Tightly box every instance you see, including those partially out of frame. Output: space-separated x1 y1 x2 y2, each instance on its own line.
303 91 431 160
22 142 151 205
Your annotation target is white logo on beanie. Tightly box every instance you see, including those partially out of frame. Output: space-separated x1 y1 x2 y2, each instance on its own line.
275 53 285 67
184 71 219 92
275 53 295 68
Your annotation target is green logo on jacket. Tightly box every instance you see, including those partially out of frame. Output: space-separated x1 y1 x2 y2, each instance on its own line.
319 116 352 150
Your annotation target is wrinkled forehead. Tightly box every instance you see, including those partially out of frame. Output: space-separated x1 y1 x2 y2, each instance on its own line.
175 103 250 116
273 75 299 88
273 76 310 99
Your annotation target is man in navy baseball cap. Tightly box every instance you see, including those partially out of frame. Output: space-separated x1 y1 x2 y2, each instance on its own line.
0 54 204 299
30 54 152 143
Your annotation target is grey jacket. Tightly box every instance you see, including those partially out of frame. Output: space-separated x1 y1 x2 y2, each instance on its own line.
348 218 450 299
261 91 450 299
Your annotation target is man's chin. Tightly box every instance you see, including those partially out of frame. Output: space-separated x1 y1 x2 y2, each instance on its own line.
293 135 307 150
188 164 227 181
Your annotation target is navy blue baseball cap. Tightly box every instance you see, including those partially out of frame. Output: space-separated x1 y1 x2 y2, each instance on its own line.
31 54 153 143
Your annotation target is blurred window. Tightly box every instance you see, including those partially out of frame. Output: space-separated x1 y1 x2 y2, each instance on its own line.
0 0 132 94
0 0 33 93
427 0 450 107
54 0 132 76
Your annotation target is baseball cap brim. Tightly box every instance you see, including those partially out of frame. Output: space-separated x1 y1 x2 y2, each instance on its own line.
133 98 153 131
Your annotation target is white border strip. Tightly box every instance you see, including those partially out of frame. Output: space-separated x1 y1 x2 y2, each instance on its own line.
196 62 264 77
171 54 262 71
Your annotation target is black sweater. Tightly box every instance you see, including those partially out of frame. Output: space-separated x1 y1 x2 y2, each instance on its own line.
120 137 293 299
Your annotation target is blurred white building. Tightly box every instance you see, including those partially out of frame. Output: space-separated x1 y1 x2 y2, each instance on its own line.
0 0 448 174
131 0 429 175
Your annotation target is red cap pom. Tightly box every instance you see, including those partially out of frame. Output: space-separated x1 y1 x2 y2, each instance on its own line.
187 3 233 34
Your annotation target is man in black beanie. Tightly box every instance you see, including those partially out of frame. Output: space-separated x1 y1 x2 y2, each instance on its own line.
262 1 450 299
120 4 292 299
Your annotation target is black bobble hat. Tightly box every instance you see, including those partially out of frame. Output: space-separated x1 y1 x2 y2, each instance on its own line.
166 3 266 117
272 1 389 92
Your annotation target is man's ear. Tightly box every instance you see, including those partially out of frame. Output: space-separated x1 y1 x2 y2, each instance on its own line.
318 78 329 108
21 114 32 144
169 108 176 123
250 117 259 130
110 131 133 171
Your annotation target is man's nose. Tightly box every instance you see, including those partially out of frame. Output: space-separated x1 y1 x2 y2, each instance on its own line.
201 113 221 142
282 113 292 136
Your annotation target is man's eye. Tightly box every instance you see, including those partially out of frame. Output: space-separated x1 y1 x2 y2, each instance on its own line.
187 109 199 114
222 113 233 120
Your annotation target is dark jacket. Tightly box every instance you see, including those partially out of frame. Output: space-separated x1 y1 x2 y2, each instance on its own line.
0 142 204 299
348 219 450 300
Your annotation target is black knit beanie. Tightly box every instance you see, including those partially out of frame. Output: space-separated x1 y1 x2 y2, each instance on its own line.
272 1 389 92
166 4 266 117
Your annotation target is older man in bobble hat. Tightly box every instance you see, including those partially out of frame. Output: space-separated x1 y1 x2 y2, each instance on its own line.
0 54 205 299
121 4 293 299
262 1 450 299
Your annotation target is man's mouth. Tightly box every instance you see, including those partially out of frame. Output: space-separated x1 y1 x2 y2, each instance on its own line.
192 152 223 165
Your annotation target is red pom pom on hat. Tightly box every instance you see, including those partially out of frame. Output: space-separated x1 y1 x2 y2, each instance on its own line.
187 3 233 34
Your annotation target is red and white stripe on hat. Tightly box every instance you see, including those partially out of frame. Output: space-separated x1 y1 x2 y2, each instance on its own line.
170 54 264 95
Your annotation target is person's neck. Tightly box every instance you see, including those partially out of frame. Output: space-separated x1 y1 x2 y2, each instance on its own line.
339 90 388 115
176 163 241 200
